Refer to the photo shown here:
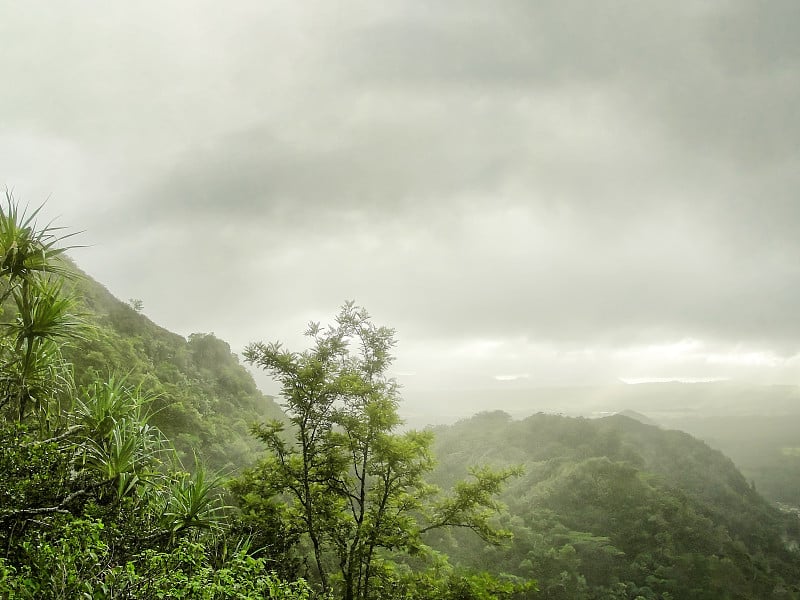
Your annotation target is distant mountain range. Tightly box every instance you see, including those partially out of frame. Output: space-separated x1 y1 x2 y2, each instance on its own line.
402 381 800 427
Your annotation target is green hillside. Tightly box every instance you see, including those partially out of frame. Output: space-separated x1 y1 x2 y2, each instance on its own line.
427 411 800 599
663 414 800 508
61 259 284 471
405 382 800 511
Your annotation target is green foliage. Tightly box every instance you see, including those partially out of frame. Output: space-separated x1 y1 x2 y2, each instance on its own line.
423 465 522 544
1 518 111 600
373 556 535 600
107 541 315 599
0 525 314 600
74 376 152 436
0 422 72 526
669 414 800 506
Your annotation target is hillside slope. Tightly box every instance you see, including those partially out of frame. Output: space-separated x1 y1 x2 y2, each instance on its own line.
62 260 283 471
427 411 800 599
660 414 800 507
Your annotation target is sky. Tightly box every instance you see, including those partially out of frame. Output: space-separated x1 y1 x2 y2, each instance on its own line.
2 1 799 402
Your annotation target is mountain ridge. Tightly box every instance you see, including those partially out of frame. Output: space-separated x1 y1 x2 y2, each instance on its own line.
61 258 284 471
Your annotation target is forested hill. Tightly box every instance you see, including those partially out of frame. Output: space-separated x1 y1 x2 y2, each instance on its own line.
428 411 800 599
61 259 284 471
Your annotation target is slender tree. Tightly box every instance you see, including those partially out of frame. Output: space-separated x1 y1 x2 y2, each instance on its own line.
237 302 519 600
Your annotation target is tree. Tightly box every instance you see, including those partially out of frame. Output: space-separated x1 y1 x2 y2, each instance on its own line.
128 298 144 313
235 302 521 600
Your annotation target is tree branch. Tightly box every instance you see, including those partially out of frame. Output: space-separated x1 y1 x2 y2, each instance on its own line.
23 424 83 447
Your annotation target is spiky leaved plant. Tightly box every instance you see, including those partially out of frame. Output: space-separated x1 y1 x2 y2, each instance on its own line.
0 193 83 427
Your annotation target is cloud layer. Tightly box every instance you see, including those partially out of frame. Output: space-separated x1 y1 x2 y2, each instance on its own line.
3 1 799 390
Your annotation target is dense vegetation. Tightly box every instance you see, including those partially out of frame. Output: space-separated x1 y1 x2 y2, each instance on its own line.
1 199 799 599
428 411 800 598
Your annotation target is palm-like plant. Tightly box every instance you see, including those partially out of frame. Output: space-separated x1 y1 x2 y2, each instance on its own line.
82 417 166 499
6 278 84 348
0 280 84 423
73 376 151 438
75 378 168 500
0 191 80 299
0 194 84 424
161 459 229 542
0 338 74 425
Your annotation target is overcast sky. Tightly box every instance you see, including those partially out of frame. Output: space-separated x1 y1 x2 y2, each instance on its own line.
2 1 799 399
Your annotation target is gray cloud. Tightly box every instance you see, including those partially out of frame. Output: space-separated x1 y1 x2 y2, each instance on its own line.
340 1 800 164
